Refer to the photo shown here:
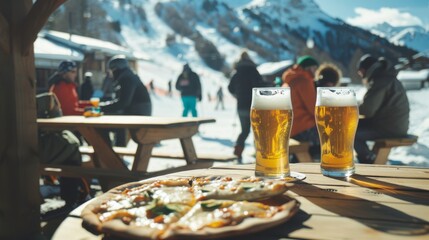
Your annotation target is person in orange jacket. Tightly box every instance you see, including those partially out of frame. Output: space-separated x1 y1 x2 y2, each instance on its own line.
282 55 320 159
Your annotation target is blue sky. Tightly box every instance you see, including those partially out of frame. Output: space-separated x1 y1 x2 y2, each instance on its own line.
314 0 429 29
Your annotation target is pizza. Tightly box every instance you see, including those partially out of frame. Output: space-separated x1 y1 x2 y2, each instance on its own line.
81 176 299 240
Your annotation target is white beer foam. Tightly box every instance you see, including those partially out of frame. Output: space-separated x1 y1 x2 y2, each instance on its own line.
252 92 292 110
317 94 357 106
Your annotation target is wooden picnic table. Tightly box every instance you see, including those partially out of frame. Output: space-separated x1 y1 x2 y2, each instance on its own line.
51 163 429 240
37 115 215 190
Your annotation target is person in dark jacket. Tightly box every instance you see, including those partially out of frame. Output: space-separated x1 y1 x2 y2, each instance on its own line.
215 86 225 110
80 72 94 100
176 63 202 117
355 54 410 163
228 51 266 159
100 55 152 146
101 70 114 101
101 55 152 115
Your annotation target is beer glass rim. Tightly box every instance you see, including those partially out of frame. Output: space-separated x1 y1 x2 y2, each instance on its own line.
316 87 357 106
316 87 357 95
253 87 290 90
252 87 292 110
316 87 354 90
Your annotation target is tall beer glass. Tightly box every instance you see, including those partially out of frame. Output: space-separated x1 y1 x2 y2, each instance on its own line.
315 87 359 177
251 87 293 178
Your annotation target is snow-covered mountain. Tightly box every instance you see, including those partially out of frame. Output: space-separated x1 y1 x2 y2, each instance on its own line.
48 0 417 83
370 23 429 53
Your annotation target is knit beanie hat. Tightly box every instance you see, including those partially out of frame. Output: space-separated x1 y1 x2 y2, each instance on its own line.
358 54 377 71
183 63 191 71
108 55 129 71
58 60 77 73
297 55 319 68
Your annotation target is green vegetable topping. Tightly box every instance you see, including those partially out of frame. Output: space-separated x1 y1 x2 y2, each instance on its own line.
201 201 222 211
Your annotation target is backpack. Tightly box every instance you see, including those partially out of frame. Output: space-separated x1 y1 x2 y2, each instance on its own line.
36 92 63 118
36 92 80 165
36 92 90 206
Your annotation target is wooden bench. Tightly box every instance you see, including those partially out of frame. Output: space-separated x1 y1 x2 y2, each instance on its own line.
372 134 418 164
79 138 312 163
40 146 236 187
39 161 214 183
40 140 312 189
289 139 312 162
79 146 237 163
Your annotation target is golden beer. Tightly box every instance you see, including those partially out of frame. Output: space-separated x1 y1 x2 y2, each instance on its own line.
251 88 293 178
90 97 100 107
315 88 358 177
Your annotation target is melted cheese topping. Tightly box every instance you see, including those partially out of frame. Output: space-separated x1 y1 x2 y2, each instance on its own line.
194 178 287 201
152 186 195 205
174 200 280 231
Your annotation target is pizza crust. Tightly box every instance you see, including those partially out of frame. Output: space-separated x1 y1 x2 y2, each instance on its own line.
81 192 117 234
101 219 164 240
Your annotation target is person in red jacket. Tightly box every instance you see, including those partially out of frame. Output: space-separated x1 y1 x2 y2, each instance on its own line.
282 55 320 159
48 61 91 115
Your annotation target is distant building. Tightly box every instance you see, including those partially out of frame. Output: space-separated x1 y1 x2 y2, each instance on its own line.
395 50 429 71
35 30 148 92
257 60 294 84
397 69 429 90
34 34 84 92
394 50 429 89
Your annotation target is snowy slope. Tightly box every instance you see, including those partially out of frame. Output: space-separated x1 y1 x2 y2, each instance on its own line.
100 0 230 97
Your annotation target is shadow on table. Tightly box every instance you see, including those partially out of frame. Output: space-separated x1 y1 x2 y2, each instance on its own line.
41 215 67 240
290 182 428 236
348 174 429 206
225 210 312 240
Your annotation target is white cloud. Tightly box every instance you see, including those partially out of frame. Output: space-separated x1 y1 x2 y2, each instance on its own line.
346 7 423 28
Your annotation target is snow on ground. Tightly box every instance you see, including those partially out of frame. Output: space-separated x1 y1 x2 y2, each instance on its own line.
126 91 247 172
389 88 429 167
127 86 429 173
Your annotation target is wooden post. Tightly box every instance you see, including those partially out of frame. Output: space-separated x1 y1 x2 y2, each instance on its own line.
0 2 40 238
0 0 66 238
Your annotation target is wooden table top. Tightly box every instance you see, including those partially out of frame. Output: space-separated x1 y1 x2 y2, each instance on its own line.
52 163 429 240
37 115 216 128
